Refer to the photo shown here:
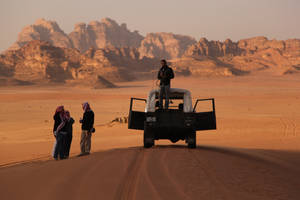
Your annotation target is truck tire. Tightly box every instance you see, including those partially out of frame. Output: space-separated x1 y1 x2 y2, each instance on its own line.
187 131 196 148
144 126 154 148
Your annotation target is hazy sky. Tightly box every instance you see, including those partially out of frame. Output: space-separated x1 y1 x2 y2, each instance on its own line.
0 0 299 51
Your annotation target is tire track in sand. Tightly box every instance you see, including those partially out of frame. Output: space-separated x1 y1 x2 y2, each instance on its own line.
280 117 297 137
141 150 163 200
144 148 190 200
280 117 288 137
159 149 190 199
114 148 145 200
289 117 297 136
188 149 232 200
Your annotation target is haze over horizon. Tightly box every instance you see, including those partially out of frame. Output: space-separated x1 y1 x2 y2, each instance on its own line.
1 0 299 52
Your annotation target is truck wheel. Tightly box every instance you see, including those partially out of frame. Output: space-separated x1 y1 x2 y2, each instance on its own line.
187 131 196 148
144 126 154 148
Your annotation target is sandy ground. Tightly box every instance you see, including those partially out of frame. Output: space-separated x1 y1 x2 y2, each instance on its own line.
0 75 300 199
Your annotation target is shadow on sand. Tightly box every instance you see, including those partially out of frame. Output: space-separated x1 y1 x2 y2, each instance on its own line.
1 144 300 172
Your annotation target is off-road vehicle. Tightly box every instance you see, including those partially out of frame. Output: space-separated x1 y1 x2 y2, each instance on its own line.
128 88 216 148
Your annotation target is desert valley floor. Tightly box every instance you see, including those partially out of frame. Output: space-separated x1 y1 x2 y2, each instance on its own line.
0 75 300 200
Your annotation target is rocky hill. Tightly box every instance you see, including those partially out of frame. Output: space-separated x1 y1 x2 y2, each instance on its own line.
69 18 144 52
9 19 73 51
1 40 80 84
138 32 196 59
1 18 300 86
184 37 240 57
184 36 300 57
9 18 144 53
179 36 300 76
8 18 196 59
0 40 159 86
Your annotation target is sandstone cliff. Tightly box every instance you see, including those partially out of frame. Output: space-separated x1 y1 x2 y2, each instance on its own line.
69 18 144 52
180 37 300 76
3 18 300 83
184 37 240 57
8 18 197 59
1 40 79 83
9 19 73 51
138 32 196 59
78 46 158 82
185 36 300 58
0 40 159 86
9 18 144 53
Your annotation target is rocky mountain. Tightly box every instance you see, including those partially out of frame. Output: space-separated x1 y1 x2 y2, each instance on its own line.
78 46 158 83
9 18 144 53
1 40 79 84
8 18 196 59
177 36 300 76
2 18 300 85
184 37 240 57
138 33 196 59
69 18 144 52
185 36 300 57
0 40 159 86
9 19 73 51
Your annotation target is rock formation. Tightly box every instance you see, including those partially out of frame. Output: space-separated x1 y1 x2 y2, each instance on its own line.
69 18 144 52
6 18 196 60
9 18 144 53
78 46 158 82
184 37 240 57
0 40 159 86
138 32 196 59
1 40 79 83
181 36 300 76
9 19 73 51
3 18 300 83
185 36 300 58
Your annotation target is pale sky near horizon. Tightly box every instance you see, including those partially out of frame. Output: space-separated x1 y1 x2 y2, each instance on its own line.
0 0 299 52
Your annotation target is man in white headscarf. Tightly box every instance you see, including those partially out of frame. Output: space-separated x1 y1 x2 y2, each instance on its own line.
79 102 95 155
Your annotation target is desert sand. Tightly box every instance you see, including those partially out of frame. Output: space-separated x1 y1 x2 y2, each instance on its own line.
0 75 300 200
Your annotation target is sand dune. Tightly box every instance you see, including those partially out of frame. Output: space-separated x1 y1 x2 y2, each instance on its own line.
1 146 300 200
1 75 300 199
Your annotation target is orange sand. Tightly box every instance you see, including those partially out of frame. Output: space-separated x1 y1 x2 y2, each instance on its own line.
0 75 300 199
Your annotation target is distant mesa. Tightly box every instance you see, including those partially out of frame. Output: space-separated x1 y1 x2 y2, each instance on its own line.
1 18 300 87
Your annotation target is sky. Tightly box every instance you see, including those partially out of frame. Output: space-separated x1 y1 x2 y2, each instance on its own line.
0 0 299 51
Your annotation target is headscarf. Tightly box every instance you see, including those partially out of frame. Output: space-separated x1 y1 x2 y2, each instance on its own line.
54 105 64 117
82 102 91 112
54 106 66 133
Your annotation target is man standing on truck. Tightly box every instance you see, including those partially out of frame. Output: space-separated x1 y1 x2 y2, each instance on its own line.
157 59 174 109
